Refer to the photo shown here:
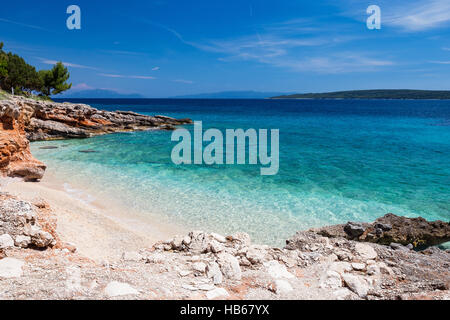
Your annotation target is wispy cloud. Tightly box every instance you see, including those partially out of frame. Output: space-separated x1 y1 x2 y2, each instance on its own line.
429 60 450 65
99 73 156 79
383 0 450 31
173 79 194 84
142 17 391 74
0 17 51 32
71 83 94 91
100 49 148 56
152 66 160 71
40 59 98 70
273 53 394 74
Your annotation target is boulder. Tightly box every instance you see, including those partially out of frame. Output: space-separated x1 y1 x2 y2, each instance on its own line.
0 234 14 249
206 262 223 285
14 235 31 248
344 222 367 238
342 274 369 299
354 243 378 261
217 253 242 281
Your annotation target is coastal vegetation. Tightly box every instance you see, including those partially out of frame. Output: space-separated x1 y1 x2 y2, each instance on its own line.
272 89 450 100
0 42 71 99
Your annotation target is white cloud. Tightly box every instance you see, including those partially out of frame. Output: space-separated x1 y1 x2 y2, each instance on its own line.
40 59 98 70
71 83 94 91
383 0 450 31
152 67 160 71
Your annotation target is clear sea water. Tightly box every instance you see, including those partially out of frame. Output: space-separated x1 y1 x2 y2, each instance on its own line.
34 99 450 246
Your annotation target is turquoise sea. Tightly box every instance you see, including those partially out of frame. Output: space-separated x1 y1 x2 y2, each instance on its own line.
33 99 450 246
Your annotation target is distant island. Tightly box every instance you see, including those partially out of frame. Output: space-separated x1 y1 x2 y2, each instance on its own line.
57 89 144 99
272 89 450 100
172 91 293 99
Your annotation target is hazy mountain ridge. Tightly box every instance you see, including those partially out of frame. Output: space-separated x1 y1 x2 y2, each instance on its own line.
172 91 293 99
57 89 144 99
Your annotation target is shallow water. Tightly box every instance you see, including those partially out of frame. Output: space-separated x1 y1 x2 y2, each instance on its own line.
33 99 450 246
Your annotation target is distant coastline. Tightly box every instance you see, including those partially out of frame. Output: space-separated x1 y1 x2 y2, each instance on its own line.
272 89 450 100
55 89 450 100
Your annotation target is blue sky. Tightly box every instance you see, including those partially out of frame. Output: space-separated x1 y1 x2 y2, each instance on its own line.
1 0 450 97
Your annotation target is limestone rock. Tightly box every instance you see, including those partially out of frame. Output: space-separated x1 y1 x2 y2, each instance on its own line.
14 235 31 248
342 274 369 299
354 243 378 261
264 261 294 279
206 288 229 300
206 262 223 285
0 234 14 249
217 253 241 281
192 262 207 274
29 227 55 248
104 281 139 297
351 263 366 271
320 271 342 289
272 279 293 295
246 245 269 265
0 258 24 278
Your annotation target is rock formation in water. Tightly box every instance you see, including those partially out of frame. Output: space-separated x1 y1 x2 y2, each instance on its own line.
0 96 192 181
311 213 450 248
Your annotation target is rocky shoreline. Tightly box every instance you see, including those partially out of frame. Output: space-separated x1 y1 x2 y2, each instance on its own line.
0 95 448 300
0 96 192 181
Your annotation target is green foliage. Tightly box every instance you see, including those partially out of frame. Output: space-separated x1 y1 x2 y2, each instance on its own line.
0 53 42 93
39 62 72 96
0 43 71 97
0 42 8 80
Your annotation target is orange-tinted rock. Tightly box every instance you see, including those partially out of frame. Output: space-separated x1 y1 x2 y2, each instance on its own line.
0 100 46 181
